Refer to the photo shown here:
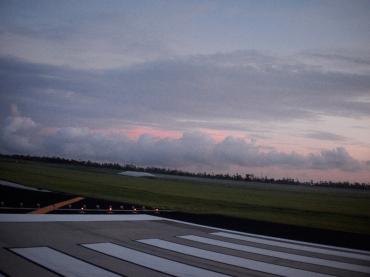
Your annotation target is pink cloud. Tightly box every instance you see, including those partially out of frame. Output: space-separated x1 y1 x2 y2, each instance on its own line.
1 109 369 183
127 127 182 140
198 128 249 142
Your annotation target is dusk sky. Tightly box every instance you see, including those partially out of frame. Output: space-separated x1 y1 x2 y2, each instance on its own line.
1 0 369 182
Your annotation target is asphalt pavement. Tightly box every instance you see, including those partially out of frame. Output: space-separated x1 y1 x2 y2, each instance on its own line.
1 214 370 277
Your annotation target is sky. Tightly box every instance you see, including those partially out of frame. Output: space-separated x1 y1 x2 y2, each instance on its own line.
0 0 369 182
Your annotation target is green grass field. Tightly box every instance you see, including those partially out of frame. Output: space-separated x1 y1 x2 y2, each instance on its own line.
1 157 370 235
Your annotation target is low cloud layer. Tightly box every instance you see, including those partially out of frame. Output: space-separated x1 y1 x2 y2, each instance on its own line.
0 112 366 174
1 51 370 134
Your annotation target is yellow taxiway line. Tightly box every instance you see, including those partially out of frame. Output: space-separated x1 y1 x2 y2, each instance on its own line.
30 196 84 214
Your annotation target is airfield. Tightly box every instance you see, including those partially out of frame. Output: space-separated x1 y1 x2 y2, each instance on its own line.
1 213 370 277
1 157 370 276
1 180 370 276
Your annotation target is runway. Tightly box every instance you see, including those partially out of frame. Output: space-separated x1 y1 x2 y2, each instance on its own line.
1 214 369 276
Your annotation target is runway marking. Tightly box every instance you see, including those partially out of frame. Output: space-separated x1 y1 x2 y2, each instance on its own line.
29 196 84 214
212 232 370 261
82 242 230 277
138 239 332 277
180 235 370 274
0 214 161 222
228 231 370 255
165 217 370 255
9 246 120 277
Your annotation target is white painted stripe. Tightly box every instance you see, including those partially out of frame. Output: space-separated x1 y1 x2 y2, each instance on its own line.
180 235 370 274
82 242 230 277
163 217 370 255
10 247 120 277
212 232 370 262
236 232 370 255
139 239 332 277
0 214 160 222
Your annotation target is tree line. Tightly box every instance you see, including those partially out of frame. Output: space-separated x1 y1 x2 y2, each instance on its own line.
1 154 369 190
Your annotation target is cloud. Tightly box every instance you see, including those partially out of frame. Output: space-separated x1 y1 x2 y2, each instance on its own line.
1 52 370 133
0 108 39 154
305 131 347 141
0 111 367 173
303 51 370 67
10 103 20 116
308 147 363 172
0 1 175 68
1 1 370 70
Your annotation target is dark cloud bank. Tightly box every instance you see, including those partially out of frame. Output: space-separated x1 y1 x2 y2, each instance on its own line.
1 51 370 129
0 112 367 173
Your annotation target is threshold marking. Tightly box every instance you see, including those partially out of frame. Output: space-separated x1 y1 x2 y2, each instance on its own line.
180 235 370 274
212 232 370 261
82 242 230 277
30 197 84 214
223 230 370 255
164 217 370 255
138 239 332 277
10 246 120 277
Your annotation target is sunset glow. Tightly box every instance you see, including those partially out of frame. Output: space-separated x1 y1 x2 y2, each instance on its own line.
1 1 369 182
